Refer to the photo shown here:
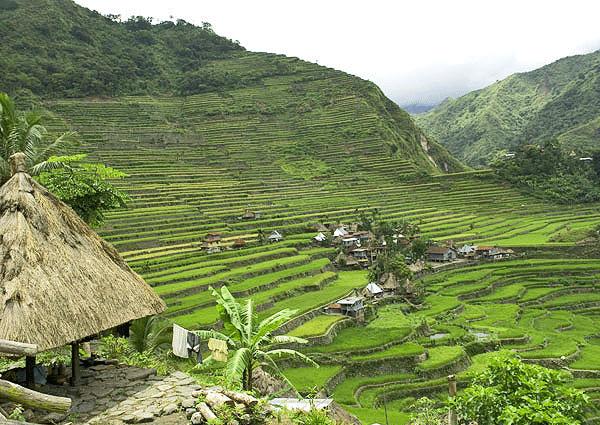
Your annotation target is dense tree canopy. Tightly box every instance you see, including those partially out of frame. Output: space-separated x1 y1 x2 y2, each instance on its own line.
449 354 589 425
491 140 600 204
0 0 243 98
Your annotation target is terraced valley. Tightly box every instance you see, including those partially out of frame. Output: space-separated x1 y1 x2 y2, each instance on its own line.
36 51 600 424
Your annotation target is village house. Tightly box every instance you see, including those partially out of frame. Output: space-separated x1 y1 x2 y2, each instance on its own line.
426 246 458 262
457 244 477 258
362 282 384 299
379 272 400 294
333 226 349 239
475 246 502 259
268 230 284 243
349 248 370 267
203 232 222 254
313 232 327 243
328 296 365 319
341 236 360 249
241 209 262 220
232 238 246 249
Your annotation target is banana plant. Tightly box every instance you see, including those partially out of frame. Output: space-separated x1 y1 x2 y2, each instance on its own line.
197 286 318 391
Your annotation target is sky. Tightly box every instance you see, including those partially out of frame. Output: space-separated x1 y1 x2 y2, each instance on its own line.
75 0 600 106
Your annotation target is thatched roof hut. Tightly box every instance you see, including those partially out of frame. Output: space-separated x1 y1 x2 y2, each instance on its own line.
0 153 165 354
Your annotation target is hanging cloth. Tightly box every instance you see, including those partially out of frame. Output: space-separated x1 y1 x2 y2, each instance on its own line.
208 338 229 362
187 332 203 364
172 324 189 358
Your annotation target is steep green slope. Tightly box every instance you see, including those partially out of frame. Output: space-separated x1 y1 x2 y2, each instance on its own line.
0 0 461 174
417 50 600 166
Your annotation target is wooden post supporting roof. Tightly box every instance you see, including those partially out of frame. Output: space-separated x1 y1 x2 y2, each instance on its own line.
70 341 80 386
25 356 36 388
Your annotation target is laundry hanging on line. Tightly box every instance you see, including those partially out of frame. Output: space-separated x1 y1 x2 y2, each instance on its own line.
172 324 203 363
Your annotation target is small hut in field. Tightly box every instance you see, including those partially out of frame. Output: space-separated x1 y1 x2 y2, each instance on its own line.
0 153 165 385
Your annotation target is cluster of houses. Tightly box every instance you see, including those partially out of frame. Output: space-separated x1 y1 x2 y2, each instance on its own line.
425 244 514 263
201 229 284 254
325 274 408 321
313 223 414 269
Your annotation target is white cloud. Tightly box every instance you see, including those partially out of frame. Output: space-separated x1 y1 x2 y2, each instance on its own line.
75 0 600 105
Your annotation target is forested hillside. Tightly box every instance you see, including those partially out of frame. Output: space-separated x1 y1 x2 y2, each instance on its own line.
417 50 600 166
0 0 461 174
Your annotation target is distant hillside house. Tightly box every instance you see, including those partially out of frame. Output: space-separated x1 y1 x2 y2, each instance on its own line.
233 238 246 249
329 296 365 318
475 246 502 259
333 227 349 238
313 232 327 243
427 246 457 262
203 232 222 253
363 282 384 298
341 237 360 249
241 209 262 220
457 244 477 257
349 248 369 266
268 230 284 243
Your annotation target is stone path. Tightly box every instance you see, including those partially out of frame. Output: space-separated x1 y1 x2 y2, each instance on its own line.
6 363 202 424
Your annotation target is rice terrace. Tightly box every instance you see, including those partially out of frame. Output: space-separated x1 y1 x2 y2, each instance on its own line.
1 1 600 424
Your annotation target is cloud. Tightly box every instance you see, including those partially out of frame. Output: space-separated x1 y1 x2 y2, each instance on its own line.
75 0 600 105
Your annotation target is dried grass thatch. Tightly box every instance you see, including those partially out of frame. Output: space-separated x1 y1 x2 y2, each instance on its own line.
0 153 165 352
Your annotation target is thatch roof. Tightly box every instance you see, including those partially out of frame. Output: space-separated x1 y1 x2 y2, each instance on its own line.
0 153 165 353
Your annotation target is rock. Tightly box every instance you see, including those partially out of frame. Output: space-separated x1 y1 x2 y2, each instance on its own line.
133 411 155 423
126 368 156 381
181 398 196 408
171 371 188 380
40 412 68 424
122 414 136 424
73 400 96 413
190 412 204 424
185 407 197 419
162 402 179 416
157 383 172 392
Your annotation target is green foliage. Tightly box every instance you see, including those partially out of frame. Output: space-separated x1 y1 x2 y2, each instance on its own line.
292 408 335 425
418 50 600 166
196 286 318 391
0 92 128 225
98 335 173 375
0 1 242 98
37 156 129 226
408 397 445 425
0 92 75 184
491 140 600 203
128 315 172 354
449 354 589 425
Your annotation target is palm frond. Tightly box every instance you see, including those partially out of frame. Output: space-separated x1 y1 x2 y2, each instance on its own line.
252 308 298 346
209 286 246 339
270 335 309 345
257 351 299 396
226 347 253 388
265 348 319 368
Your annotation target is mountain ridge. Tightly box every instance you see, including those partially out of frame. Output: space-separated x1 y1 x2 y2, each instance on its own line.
417 49 600 166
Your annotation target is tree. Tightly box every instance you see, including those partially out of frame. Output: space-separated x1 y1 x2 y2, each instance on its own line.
37 155 129 227
449 353 589 425
128 315 172 354
197 286 318 391
0 92 74 185
0 94 128 226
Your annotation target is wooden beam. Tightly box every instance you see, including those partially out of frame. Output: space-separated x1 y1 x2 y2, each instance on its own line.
0 339 37 356
25 356 35 388
70 341 80 386
0 378 71 412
